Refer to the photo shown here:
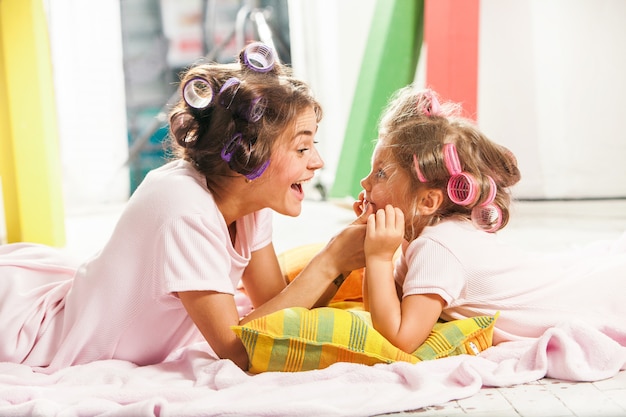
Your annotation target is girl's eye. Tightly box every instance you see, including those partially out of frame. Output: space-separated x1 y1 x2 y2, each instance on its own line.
376 169 386 179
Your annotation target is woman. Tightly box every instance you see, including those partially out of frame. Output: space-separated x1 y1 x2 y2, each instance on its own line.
0 42 371 372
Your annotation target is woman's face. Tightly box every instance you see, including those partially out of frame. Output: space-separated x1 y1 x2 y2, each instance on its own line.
360 140 411 214
258 106 323 217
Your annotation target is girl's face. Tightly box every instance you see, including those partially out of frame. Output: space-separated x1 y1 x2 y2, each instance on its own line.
259 106 323 217
360 141 411 214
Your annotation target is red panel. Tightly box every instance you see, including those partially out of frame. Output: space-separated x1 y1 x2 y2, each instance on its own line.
424 0 479 119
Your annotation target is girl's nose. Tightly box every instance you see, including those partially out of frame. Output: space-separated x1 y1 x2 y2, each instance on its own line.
360 175 369 190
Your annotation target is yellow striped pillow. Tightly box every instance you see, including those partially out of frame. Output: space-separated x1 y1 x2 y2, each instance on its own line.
232 307 496 373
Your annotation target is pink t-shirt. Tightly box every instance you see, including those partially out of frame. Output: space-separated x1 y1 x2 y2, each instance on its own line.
395 219 626 344
0 160 272 372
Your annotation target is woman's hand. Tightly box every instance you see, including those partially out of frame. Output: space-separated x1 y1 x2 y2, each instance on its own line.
322 198 374 275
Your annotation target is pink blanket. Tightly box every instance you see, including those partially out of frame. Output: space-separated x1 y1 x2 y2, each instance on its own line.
1 322 625 417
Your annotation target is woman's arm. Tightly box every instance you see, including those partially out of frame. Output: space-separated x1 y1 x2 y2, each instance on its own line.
240 243 287 308
178 290 249 369
241 210 370 323
179 208 371 370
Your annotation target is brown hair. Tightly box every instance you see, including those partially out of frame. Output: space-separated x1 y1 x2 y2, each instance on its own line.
167 45 322 197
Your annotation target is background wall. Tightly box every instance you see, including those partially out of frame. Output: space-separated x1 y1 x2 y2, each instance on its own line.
47 0 626 213
478 0 626 199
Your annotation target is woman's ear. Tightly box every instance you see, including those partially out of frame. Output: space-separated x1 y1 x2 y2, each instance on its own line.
417 189 444 215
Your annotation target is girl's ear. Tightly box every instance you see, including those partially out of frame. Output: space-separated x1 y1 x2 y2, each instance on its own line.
417 189 444 215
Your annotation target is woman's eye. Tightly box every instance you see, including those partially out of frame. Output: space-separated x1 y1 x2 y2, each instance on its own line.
297 148 309 154
376 169 386 179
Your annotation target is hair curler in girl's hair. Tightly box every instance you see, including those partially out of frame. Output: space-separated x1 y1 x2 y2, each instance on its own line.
242 42 276 73
183 77 215 109
412 154 428 183
443 143 480 206
421 89 441 116
470 176 503 232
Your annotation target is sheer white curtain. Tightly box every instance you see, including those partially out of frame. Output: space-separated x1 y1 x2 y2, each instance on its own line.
45 0 129 209
288 0 375 194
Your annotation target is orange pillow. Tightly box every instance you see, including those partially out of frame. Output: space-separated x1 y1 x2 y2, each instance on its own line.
277 243 364 303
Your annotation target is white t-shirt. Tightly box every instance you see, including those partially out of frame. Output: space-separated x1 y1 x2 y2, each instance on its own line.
395 219 626 343
0 159 272 371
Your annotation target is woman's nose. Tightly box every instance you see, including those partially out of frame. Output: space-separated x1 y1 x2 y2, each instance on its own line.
309 148 324 170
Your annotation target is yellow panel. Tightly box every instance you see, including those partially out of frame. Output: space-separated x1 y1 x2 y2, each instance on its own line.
0 0 65 245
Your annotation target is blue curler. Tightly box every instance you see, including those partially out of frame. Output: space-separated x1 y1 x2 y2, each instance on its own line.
242 42 276 73
183 77 214 109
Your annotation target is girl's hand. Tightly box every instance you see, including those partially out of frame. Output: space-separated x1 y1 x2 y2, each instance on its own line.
364 205 404 261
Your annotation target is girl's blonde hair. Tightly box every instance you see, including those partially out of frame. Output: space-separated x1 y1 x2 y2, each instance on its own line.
378 86 521 238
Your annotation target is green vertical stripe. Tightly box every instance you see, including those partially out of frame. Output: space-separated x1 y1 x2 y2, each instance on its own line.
330 0 425 199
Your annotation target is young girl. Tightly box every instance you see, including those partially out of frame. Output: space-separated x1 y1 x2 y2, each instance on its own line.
356 86 626 354
0 42 370 372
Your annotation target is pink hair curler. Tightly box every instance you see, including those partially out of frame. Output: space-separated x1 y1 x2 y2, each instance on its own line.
243 42 276 73
422 90 441 116
183 77 214 109
443 143 479 206
471 176 502 233
413 154 428 183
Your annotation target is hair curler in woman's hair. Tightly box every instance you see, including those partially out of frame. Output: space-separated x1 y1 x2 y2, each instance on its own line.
470 176 502 232
242 42 276 73
443 143 480 206
218 77 268 123
247 96 268 123
220 132 270 180
220 133 241 163
183 77 215 109
244 159 270 180
218 77 242 110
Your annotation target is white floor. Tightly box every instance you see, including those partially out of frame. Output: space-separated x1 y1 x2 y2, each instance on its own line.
64 197 626 417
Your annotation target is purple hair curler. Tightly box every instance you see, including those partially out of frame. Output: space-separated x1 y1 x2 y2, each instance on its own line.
218 77 242 109
183 77 214 109
242 42 276 73
221 133 242 163
247 97 268 122
245 159 270 180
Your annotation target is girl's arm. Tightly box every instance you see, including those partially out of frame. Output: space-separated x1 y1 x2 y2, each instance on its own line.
364 205 444 353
